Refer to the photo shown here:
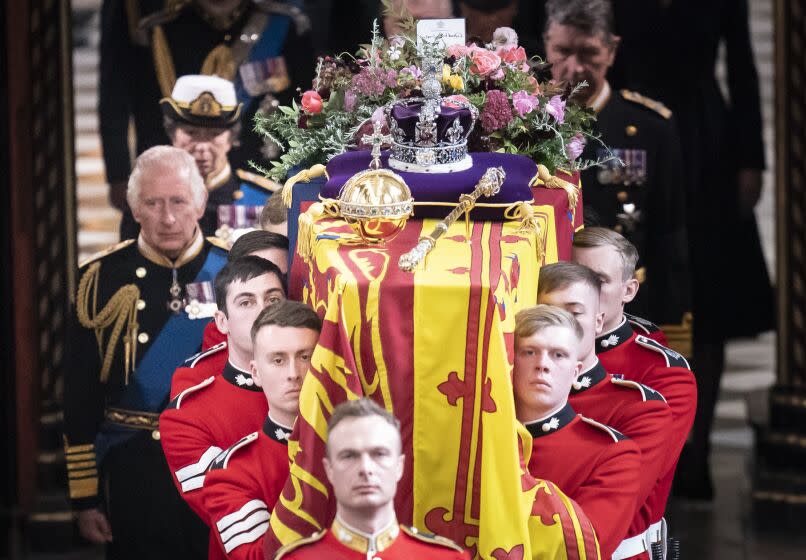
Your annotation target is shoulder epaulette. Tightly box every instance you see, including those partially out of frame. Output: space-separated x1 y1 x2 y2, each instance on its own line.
579 416 629 443
183 341 227 368
400 525 466 552
209 431 259 470
138 0 190 31
620 89 672 119
207 236 231 251
236 169 282 193
274 529 327 559
257 1 311 34
79 239 135 269
624 312 661 334
610 378 667 403
634 335 690 369
167 376 215 410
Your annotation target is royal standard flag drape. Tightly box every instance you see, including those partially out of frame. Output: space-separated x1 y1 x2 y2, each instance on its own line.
267 190 598 559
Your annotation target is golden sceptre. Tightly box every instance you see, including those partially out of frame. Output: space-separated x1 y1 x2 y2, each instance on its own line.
398 166 506 272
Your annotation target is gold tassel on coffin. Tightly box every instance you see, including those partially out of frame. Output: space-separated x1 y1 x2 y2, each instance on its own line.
296 202 329 264
505 201 545 265
76 263 141 384
530 164 580 223
280 164 328 208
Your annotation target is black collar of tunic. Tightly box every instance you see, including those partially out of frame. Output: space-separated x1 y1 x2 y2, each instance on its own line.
222 361 263 392
571 360 608 394
524 402 577 439
263 415 292 445
595 317 633 354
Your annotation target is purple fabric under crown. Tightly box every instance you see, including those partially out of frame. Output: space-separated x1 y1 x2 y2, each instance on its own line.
323 150 537 220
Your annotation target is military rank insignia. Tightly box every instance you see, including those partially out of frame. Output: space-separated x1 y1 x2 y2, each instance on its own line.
215 205 262 245
595 148 647 186
184 281 218 320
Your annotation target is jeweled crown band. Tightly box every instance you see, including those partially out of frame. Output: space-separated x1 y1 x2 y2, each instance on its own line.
390 142 469 168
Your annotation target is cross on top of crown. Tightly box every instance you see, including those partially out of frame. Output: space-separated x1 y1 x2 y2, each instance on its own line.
362 120 392 169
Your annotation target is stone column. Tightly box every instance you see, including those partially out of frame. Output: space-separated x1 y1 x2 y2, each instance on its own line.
752 0 806 529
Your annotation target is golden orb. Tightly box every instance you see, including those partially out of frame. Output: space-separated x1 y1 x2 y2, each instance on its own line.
337 168 413 243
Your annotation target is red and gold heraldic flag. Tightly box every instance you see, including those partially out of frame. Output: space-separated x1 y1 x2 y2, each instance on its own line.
266 208 599 559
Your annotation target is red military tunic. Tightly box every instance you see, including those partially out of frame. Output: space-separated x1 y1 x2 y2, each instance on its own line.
596 317 696 526
170 341 228 400
160 360 268 522
569 360 673 559
624 312 668 346
525 402 642 559
275 519 470 560
202 416 291 560
203 318 227 350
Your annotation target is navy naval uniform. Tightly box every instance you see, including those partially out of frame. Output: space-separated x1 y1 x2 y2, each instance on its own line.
63 232 228 559
581 83 690 325
100 0 314 237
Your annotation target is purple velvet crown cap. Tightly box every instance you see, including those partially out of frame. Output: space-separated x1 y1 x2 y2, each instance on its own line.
323 150 537 220
389 102 474 143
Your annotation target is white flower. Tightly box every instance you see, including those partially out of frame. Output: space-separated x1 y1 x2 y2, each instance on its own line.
492 27 518 49
389 46 401 61
235 373 254 386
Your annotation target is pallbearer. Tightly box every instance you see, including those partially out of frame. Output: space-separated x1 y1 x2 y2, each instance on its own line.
274 399 470 560
573 227 696 554
203 301 321 559
537 262 674 559
513 305 641 559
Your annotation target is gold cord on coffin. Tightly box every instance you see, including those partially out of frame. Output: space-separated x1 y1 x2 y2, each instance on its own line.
76 263 141 384
280 163 328 207
504 201 545 264
399 166 506 272
531 164 580 223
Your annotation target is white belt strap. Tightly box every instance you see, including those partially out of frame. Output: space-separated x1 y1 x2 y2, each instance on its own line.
611 532 648 559
611 518 667 560
645 518 667 559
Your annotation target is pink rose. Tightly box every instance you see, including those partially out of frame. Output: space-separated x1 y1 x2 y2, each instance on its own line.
492 27 519 49
443 94 470 109
447 44 471 58
301 90 323 114
512 90 539 117
498 46 527 64
566 134 586 161
469 48 501 77
545 95 566 123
